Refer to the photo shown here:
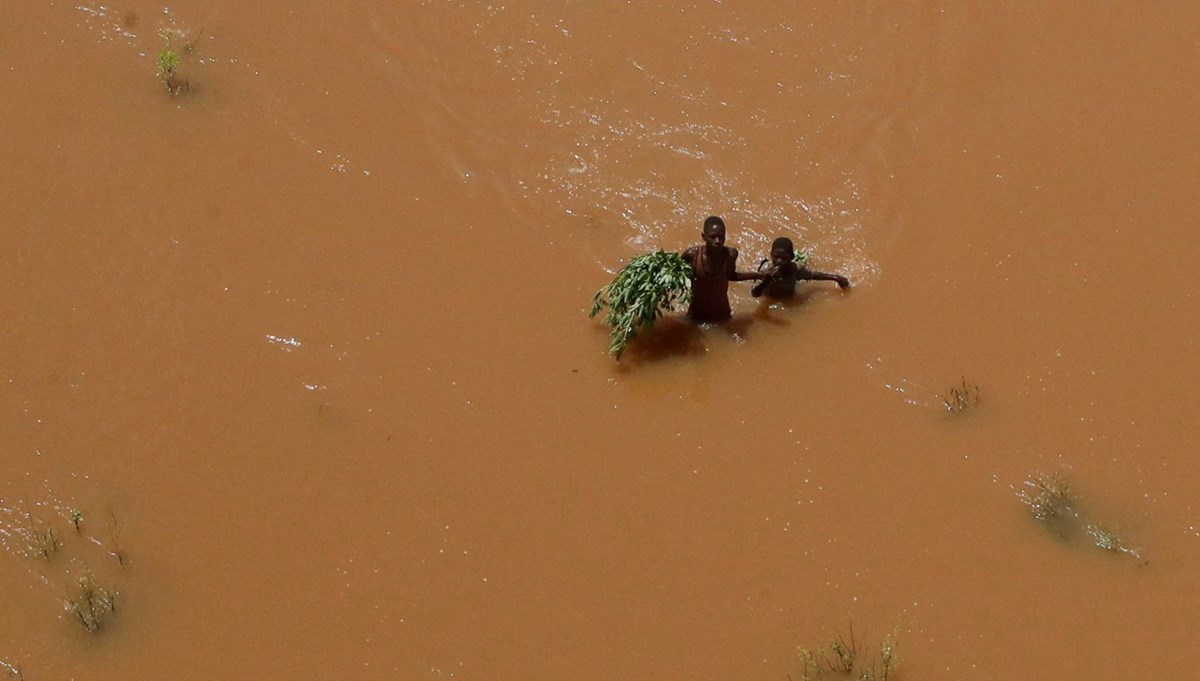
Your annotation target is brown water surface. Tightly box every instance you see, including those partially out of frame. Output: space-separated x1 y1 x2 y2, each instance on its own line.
3 2 1200 679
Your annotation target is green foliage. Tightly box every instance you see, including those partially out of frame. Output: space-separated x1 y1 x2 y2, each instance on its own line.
794 250 810 266
590 251 693 360
155 27 195 95
69 508 83 532
156 48 180 80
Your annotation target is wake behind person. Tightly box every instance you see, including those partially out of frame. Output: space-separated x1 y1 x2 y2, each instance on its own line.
679 216 766 322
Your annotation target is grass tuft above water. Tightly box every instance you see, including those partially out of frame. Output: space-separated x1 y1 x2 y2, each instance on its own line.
796 621 899 681
64 568 117 633
937 377 981 414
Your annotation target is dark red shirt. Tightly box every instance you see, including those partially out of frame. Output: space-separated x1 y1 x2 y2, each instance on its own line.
681 245 737 321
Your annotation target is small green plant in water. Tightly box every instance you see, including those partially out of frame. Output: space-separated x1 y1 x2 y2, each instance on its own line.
156 46 180 82
64 570 116 633
590 251 693 360
69 507 83 532
155 27 196 95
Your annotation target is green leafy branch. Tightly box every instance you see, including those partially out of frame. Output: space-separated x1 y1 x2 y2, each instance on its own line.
590 251 693 360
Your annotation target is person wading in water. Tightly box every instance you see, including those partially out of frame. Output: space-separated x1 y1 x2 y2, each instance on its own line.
679 216 767 322
751 236 851 298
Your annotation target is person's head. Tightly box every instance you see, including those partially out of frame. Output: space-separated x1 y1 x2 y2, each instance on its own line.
702 216 726 248
770 237 795 267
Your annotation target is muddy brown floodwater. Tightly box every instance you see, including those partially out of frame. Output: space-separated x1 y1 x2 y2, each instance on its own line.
3 2 1200 679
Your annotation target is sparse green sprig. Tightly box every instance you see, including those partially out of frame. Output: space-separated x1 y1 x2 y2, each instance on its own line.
155 47 180 82
155 26 197 95
590 251 693 360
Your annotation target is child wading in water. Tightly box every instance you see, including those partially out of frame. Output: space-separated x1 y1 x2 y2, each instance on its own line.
751 237 851 298
679 216 768 322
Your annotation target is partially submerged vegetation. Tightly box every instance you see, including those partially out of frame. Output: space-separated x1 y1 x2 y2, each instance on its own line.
155 44 182 93
64 567 117 633
936 377 980 414
590 250 693 359
887 376 982 414
106 509 126 567
32 520 59 560
155 27 202 95
796 622 899 681
1085 523 1139 557
1019 472 1073 520
1017 471 1143 561
2 498 129 636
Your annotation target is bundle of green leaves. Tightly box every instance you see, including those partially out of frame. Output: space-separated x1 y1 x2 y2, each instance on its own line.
590 251 693 360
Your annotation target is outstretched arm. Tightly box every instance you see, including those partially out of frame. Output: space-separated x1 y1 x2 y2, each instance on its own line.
727 248 768 282
798 267 850 289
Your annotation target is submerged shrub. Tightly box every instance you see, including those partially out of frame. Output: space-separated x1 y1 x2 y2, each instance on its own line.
796 621 898 681
64 570 116 633
155 27 198 95
1018 472 1074 521
1017 472 1144 561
